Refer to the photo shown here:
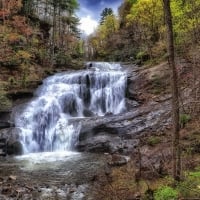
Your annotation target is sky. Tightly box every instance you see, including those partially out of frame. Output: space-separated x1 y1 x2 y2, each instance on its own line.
77 0 122 35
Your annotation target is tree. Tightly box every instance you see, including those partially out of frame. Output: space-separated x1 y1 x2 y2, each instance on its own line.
118 0 137 28
163 0 181 182
87 13 119 60
20 0 34 16
100 8 113 25
126 0 164 59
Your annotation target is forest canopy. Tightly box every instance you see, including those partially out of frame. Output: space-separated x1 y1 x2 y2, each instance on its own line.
87 0 200 62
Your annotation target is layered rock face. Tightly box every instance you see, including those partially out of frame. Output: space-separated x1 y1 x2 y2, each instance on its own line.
0 63 171 156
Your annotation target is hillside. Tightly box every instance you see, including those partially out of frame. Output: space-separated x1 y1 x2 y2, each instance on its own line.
0 0 83 112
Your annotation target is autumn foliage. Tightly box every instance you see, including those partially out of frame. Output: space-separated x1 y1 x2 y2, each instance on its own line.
10 16 32 36
0 0 22 19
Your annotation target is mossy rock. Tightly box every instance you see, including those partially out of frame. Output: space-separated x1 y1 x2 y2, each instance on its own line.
0 92 12 111
147 136 161 146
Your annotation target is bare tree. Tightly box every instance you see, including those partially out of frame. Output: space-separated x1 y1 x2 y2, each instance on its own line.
163 0 181 181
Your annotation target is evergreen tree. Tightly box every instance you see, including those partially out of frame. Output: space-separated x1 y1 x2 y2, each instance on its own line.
100 8 113 25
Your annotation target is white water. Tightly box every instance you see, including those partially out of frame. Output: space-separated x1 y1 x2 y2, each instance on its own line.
16 151 80 164
15 62 127 154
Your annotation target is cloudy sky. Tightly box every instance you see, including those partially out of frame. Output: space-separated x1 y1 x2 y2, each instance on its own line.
77 0 122 35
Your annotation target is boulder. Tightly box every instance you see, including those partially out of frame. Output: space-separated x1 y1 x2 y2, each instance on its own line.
77 135 122 153
0 127 23 155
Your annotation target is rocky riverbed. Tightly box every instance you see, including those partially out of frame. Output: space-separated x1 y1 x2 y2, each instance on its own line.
0 152 111 199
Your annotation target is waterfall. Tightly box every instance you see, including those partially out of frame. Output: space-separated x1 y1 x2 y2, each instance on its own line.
15 62 127 154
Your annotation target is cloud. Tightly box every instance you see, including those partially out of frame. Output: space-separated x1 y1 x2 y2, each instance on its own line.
78 15 98 35
76 0 122 35
100 1 105 6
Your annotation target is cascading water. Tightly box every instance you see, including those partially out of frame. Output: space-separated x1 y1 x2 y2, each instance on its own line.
15 62 127 154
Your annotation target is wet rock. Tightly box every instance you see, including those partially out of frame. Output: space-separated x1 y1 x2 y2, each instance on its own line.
0 138 7 156
0 128 21 141
76 97 170 154
7 140 23 155
126 99 140 109
83 109 94 117
71 184 88 200
127 69 146 102
0 128 22 155
77 135 121 153
7 90 34 101
0 121 14 129
0 111 11 122
108 154 130 167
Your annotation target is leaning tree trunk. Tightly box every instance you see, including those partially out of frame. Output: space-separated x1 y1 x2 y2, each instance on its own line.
163 0 181 182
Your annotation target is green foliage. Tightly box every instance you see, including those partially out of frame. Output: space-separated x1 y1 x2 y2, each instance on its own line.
128 0 138 4
147 136 161 146
34 48 50 65
177 169 200 198
21 0 35 16
8 76 17 87
136 51 150 62
189 171 200 178
88 0 200 61
171 0 200 45
55 51 72 66
180 114 191 128
88 13 119 60
154 186 178 200
100 8 113 25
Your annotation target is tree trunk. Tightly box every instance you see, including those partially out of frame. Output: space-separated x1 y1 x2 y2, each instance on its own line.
51 2 57 63
2 0 5 25
163 0 181 181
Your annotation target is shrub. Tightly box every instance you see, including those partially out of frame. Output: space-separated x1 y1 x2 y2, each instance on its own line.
154 186 178 200
55 51 72 66
136 51 150 62
177 170 200 198
180 114 191 128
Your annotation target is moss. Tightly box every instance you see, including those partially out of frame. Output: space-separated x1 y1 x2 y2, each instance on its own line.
180 114 191 128
0 90 12 111
147 136 161 146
